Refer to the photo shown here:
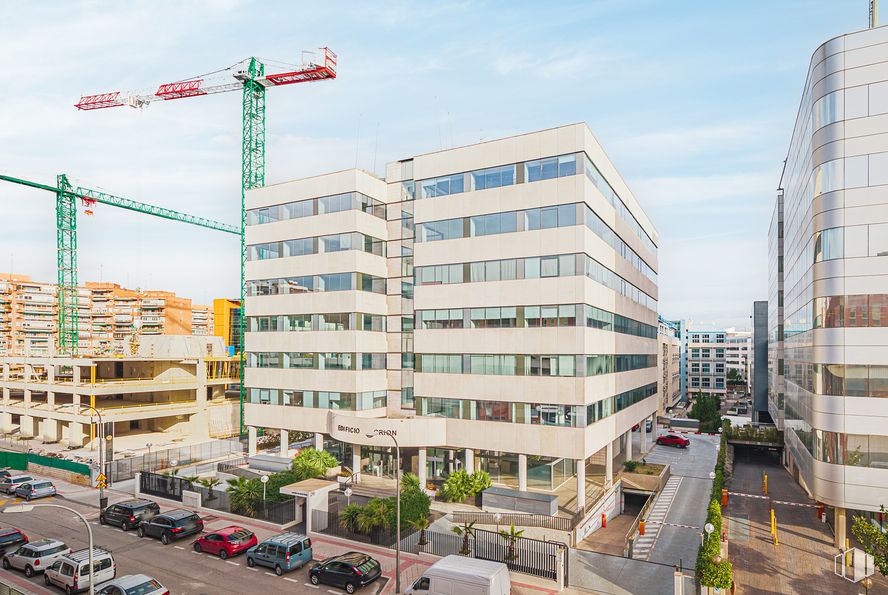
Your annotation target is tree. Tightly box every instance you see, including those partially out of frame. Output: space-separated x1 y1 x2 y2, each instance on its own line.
852 506 888 576
400 472 421 493
440 469 491 503
339 504 363 532
408 516 430 546
226 477 262 516
197 477 221 500
452 520 476 555
356 499 390 535
292 448 337 480
499 524 525 561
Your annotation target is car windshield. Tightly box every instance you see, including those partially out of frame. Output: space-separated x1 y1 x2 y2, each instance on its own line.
227 530 251 542
173 515 199 526
125 580 163 595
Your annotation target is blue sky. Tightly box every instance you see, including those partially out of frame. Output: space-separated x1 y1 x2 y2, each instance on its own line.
0 1 867 329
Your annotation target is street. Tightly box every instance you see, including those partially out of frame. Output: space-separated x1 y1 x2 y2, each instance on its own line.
0 488 390 595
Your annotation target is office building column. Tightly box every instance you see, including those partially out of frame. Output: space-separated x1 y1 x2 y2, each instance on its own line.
518 454 528 491
247 426 257 457
605 442 613 488
464 448 475 473
834 507 847 549
418 448 427 491
352 448 362 484
280 430 289 458
314 432 324 451
576 458 586 513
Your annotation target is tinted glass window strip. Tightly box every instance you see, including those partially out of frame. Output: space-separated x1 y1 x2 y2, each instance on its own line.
416 202 655 282
415 253 656 311
247 313 385 333
246 352 387 370
246 191 385 225
415 353 656 377
247 232 385 261
247 272 385 296
248 387 387 410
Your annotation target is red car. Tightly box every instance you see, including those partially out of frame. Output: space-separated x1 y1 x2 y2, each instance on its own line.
656 433 690 448
192 526 257 559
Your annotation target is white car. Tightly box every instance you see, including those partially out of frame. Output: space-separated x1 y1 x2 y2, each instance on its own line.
2 538 70 577
96 574 168 595
44 548 116 593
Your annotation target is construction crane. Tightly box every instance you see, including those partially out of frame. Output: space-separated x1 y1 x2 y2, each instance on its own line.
73 48 337 433
0 173 239 355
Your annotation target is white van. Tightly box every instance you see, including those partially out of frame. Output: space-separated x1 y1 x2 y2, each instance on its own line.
44 548 116 593
405 555 510 595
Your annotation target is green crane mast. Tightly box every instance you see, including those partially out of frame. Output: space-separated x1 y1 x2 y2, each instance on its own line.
73 49 337 433
0 173 240 355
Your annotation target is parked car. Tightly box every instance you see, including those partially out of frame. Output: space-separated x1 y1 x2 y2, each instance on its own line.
0 468 13 480
15 480 57 501
44 548 116 593
0 527 28 554
0 474 33 494
246 532 313 575
309 552 382 593
96 574 168 595
100 499 160 531
656 433 690 448
136 509 203 545
2 538 70 577
405 555 510 595
632 420 655 432
192 525 257 559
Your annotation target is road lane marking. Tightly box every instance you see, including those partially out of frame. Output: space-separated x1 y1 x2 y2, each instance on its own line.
284 577 300 583
174 546 185 550
304 584 319 589
191 551 201 555
328 591 339 594
265 572 277 576
226 560 239 565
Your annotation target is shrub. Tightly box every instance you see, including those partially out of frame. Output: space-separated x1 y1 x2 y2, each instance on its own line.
623 460 639 472
469 470 492 494
440 469 492 503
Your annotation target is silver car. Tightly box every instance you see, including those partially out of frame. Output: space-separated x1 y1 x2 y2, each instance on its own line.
0 474 32 494
2 538 71 577
15 480 57 501
96 574 167 595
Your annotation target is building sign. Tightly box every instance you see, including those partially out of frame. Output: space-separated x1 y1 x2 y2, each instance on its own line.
328 413 445 447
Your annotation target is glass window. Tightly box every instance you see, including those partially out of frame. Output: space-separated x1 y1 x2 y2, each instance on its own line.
525 208 541 231
870 223 888 257
540 256 559 277
525 257 540 279
471 165 515 191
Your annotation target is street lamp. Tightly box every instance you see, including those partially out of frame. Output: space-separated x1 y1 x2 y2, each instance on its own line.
146 442 153 473
4 503 95 594
367 431 401 594
60 403 108 509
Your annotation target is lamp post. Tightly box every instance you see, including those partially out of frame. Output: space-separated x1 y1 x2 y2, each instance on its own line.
4 503 95 594
367 431 400 594
60 403 108 509
146 442 153 473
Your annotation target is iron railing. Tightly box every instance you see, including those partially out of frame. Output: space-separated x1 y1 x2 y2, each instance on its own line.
450 511 574 532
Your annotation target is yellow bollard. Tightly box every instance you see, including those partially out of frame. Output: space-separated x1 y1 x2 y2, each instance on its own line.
846 538 852 567
763 473 768 496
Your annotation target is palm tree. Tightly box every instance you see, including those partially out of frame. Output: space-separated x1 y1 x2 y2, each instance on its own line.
408 516 430 546
356 499 389 535
498 524 525 561
400 472 421 493
339 504 363 532
452 520 476 555
198 477 222 501
226 477 261 516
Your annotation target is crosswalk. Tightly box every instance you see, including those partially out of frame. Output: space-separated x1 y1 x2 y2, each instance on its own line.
0 496 23 508
632 476 682 560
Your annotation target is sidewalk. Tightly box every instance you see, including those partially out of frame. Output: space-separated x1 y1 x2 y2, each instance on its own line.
727 452 888 594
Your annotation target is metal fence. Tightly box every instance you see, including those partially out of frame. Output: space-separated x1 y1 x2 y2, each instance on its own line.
139 472 192 502
111 438 245 481
190 484 298 526
311 510 566 580
450 511 574 532
0 579 28 595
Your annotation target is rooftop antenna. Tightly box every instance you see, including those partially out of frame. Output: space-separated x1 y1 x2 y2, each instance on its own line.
871 0 879 28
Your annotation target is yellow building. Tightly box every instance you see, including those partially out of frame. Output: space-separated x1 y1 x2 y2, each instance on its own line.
213 298 241 352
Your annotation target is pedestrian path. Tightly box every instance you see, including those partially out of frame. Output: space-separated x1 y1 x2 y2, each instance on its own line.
632 475 682 560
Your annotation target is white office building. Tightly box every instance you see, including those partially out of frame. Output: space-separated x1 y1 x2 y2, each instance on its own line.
773 24 888 544
243 123 659 515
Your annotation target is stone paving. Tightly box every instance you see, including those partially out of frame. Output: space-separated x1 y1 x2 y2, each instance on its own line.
727 449 888 594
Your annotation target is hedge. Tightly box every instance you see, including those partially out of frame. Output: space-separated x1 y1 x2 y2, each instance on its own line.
696 425 733 590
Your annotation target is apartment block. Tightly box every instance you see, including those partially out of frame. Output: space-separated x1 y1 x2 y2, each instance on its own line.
725 328 751 388
213 298 242 351
0 276 214 356
0 335 240 451
243 123 660 515
658 318 681 416
773 24 888 542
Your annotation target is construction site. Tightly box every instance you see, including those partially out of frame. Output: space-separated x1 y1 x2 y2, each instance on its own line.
0 49 338 466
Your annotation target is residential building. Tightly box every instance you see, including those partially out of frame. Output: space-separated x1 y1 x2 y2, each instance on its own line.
658 317 681 416
768 192 785 429
752 301 770 423
213 298 242 352
0 335 240 451
0 275 215 356
686 330 727 396
773 24 888 545
243 123 660 515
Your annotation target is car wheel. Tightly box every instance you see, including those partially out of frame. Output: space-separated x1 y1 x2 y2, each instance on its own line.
161 533 170 545
24 565 34 577
310 574 319 585
121 519 129 531
137 526 145 538
25 494 31 502
99 515 106 525
345 582 356 594
275 564 283 576
2 557 10 569
66 586 74 595
193 542 202 553
44 573 52 585
246 557 255 567
219 549 228 559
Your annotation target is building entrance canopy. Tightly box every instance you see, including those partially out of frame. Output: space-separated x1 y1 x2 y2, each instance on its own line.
328 413 446 447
